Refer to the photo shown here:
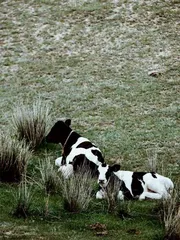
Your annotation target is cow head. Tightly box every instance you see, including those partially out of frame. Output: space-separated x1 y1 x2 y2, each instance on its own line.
98 163 121 187
46 119 72 144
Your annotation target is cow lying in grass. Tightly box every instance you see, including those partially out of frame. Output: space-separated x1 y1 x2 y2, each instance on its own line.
46 119 105 178
96 163 174 200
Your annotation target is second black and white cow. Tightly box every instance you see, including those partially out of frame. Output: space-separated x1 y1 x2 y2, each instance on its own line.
46 119 105 178
96 163 174 200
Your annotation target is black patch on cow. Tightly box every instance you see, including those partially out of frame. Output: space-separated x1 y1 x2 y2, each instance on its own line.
131 172 147 197
61 155 66 165
102 163 107 167
76 141 96 149
46 121 81 148
110 164 121 172
132 172 146 181
120 181 134 200
105 167 112 182
72 154 98 177
151 172 157 178
131 178 144 197
63 132 81 156
91 149 104 163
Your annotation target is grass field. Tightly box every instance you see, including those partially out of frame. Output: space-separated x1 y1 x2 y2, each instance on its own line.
0 0 180 239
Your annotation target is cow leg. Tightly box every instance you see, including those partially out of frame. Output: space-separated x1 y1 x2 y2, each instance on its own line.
117 190 124 200
55 157 63 167
146 180 170 199
139 191 163 200
96 189 106 199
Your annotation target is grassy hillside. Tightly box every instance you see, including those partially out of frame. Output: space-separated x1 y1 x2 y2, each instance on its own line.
0 0 179 239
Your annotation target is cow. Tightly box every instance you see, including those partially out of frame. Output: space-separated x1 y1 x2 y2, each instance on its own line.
96 163 174 200
46 119 105 178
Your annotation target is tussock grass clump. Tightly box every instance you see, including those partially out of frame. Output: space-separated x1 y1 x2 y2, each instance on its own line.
13 179 34 218
0 133 31 183
11 100 51 149
162 187 180 240
38 157 60 195
60 169 94 213
104 176 122 214
156 183 180 240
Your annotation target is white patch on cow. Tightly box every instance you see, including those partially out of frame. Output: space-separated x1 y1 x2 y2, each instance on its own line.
55 157 63 167
85 147 101 165
58 164 73 179
143 173 172 199
97 164 109 187
153 173 174 192
71 137 90 149
65 147 101 165
114 171 134 196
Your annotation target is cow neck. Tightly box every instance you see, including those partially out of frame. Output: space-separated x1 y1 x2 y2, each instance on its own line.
61 130 73 155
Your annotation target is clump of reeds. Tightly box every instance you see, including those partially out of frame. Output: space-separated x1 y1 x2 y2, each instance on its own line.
13 179 34 218
60 168 94 213
161 185 180 240
38 157 60 195
11 100 51 149
0 132 31 183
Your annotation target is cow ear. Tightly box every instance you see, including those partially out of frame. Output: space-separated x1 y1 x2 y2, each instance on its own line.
110 164 121 172
65 119 71 126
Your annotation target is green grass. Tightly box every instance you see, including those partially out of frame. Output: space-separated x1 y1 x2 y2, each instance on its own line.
0 0 180 239
0 183 164 240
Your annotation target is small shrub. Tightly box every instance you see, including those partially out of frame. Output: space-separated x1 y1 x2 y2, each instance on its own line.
11 100 51 149
0 132 31 183
60 169 94 213
38 157 60 195
13 179 34 218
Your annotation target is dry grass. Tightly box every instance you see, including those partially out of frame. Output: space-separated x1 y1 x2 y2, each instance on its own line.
154 182 180 239
104 175 122 214
162 185 180 240
13 179 34 218
60 169 94 212
11 100 51 149
0 132 31 183
146 147 158 172
38 157 60 195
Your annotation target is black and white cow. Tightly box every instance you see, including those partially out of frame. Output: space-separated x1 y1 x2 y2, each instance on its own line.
46 119 105 178
96 163 174 200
